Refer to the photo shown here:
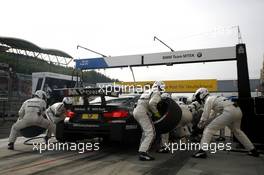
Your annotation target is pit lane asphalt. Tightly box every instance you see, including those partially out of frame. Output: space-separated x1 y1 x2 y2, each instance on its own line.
1 120 263 175
0 136 193 175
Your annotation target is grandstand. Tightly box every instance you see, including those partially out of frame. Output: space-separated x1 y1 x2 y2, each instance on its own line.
0 37 73 66
0 36 115 118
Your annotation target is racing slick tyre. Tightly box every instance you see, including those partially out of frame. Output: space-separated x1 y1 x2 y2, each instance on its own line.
152 98 182 134
20 126 46 138
55 121 78 142
55 121 66 142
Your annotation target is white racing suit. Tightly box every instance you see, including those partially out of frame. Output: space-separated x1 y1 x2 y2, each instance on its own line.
45 102 66 136
200 96 254 151
161 101 201 146
9 97 53 143
133 89 161 153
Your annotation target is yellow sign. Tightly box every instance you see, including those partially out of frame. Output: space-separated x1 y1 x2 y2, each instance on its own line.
119 79 217 93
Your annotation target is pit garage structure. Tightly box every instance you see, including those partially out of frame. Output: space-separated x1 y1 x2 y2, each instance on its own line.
75 44 264 144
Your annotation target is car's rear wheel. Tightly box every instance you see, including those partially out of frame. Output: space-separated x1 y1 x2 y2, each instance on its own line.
56 121 79 142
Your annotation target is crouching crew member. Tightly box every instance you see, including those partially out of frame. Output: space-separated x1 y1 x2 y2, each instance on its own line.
192 88 259 158
8 90 52 150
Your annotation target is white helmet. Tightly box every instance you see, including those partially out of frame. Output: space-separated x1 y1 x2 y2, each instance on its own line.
63 97 73 105
152 81 165 91
191 94 196 102
161 93 171 99
34 90 47 101
193 88 209 103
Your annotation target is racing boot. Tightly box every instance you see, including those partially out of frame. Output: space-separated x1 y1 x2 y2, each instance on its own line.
139 152 155 161
248 148 259 157
8 142 14 150
192 149 207 158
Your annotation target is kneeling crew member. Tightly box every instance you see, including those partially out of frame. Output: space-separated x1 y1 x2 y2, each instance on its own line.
158 95 202 153
45 97 73 142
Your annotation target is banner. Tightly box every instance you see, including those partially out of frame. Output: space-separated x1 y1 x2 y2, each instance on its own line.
75 46 236 69
119 79 217 93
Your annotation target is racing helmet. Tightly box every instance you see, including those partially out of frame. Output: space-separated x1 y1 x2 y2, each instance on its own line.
191 94 196 102
193 88 209 104
152 81 166 91
34 90 47 101
62 97 73 110
63 97 73 105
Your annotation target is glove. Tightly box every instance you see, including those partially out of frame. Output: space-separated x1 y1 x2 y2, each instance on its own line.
154 112 161 118
197 120 206 129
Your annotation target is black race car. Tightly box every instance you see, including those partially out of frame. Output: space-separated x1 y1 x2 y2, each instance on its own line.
55 88 141 143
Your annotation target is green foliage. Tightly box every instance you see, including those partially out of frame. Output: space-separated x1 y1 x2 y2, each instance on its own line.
0 52 117 83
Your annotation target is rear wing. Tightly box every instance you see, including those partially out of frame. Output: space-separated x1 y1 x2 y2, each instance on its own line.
53 87 121 97
49 87 121 105
54 88 121 97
